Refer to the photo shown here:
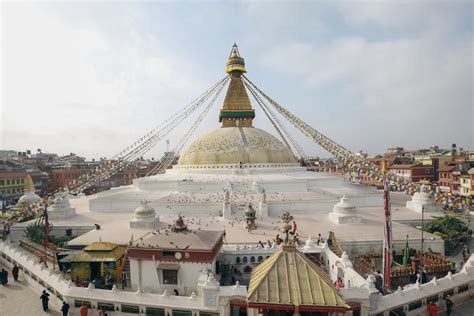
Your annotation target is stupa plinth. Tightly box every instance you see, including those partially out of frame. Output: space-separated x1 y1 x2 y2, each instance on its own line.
130 200 159 229
329 195 362 224
406 191 442 213
48 192 76 220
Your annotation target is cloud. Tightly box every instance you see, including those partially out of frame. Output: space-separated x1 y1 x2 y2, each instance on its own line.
258 7 473 154
1 3 207 158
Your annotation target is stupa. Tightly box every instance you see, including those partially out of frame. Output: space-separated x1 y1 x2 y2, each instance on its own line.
176 43 297 169
17 175 41 206
329 195 362 224
48 191 76 220
88 44 383 217
406 186 442 213
129 200 159 229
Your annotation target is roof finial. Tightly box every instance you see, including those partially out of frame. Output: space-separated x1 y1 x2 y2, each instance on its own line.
226 43 246 74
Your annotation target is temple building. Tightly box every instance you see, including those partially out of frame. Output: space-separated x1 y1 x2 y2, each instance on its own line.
4 44 468 316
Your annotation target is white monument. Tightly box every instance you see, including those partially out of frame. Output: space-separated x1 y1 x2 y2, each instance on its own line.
329 195 362 224
129 200 159 229
406 192 442 213
48 192 76 220
259 188 268 218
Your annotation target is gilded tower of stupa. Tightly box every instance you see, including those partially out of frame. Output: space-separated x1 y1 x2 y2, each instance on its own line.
219 44 255 127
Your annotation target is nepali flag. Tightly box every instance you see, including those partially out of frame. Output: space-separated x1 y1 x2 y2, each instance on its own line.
382 174 393 292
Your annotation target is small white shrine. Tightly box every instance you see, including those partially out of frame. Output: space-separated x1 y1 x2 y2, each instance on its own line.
406 192 442 214
48 192 76 220
329 195 362 224
129 200 159 229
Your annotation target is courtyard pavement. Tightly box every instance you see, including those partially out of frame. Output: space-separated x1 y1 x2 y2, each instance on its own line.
0 263 61 316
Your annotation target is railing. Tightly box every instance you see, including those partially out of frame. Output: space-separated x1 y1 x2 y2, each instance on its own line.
0 241 246 315
19 239 56 268
328 231 344 257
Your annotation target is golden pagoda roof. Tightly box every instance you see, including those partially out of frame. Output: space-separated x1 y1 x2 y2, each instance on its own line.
69 242 126 262
247 245 350 310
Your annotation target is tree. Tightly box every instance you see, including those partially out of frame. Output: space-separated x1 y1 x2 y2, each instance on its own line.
425 215 468 254
24 218 52 244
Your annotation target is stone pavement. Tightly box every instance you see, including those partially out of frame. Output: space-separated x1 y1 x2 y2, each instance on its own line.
0 263 61 316
448 298 474 316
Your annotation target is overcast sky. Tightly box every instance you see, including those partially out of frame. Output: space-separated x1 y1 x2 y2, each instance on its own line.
1 1 472 160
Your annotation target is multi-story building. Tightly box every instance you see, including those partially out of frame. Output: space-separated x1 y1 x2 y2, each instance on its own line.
0 171 27 201
388 163 434 182
438 164 455 191
49 167 92 191
0 158 49 202
460 168 474 197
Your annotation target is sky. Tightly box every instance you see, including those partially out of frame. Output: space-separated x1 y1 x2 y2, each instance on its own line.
1 1 473 160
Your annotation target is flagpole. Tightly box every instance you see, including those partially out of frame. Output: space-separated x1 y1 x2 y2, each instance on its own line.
382 172 393 293
43 203 48 268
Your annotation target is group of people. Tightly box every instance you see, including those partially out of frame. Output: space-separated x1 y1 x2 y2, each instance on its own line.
74 272 115 290
427 296 454 316
334 277 345 289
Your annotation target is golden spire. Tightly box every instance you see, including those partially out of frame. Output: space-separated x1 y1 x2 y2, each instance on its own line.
24 175 35 192
220 44 255 127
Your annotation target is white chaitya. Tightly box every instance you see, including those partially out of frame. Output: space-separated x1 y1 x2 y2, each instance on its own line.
129 200 159 229
329 195 362 224
48 192 76 220
406 191 442 213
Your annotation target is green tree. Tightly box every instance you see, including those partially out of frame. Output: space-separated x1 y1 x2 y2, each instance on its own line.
425 215 468 254
24 218 52 244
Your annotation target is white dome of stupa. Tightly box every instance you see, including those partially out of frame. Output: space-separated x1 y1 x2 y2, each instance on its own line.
332 195 356 214
130 200 159 229
17 175 41 206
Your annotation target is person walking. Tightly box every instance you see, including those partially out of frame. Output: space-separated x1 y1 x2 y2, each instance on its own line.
12 263 19 281
98 306 107 316
40 290 50 312
1 268 8 285
121 269 128 290
427 300 438 316
79 304 89 316
61 301 70 316
445 295 454 316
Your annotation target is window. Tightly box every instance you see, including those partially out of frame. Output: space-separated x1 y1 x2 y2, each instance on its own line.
98 303 115 312
408 300 422 311
236 257 240 263
65 229 72 237
250 256 255 263
458 284 469 293
163 251 176 257
427 295 439 303
443 289 454 298
258 256 263 262
0 180 4 185
172 311 192 316
6 180 10 185
163 269 178 285
121 305 139 313
243 257 248 263
146 308 165 315
74 300 92 308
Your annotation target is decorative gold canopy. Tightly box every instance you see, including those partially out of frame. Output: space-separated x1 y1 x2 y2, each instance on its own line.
247 245 350 310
